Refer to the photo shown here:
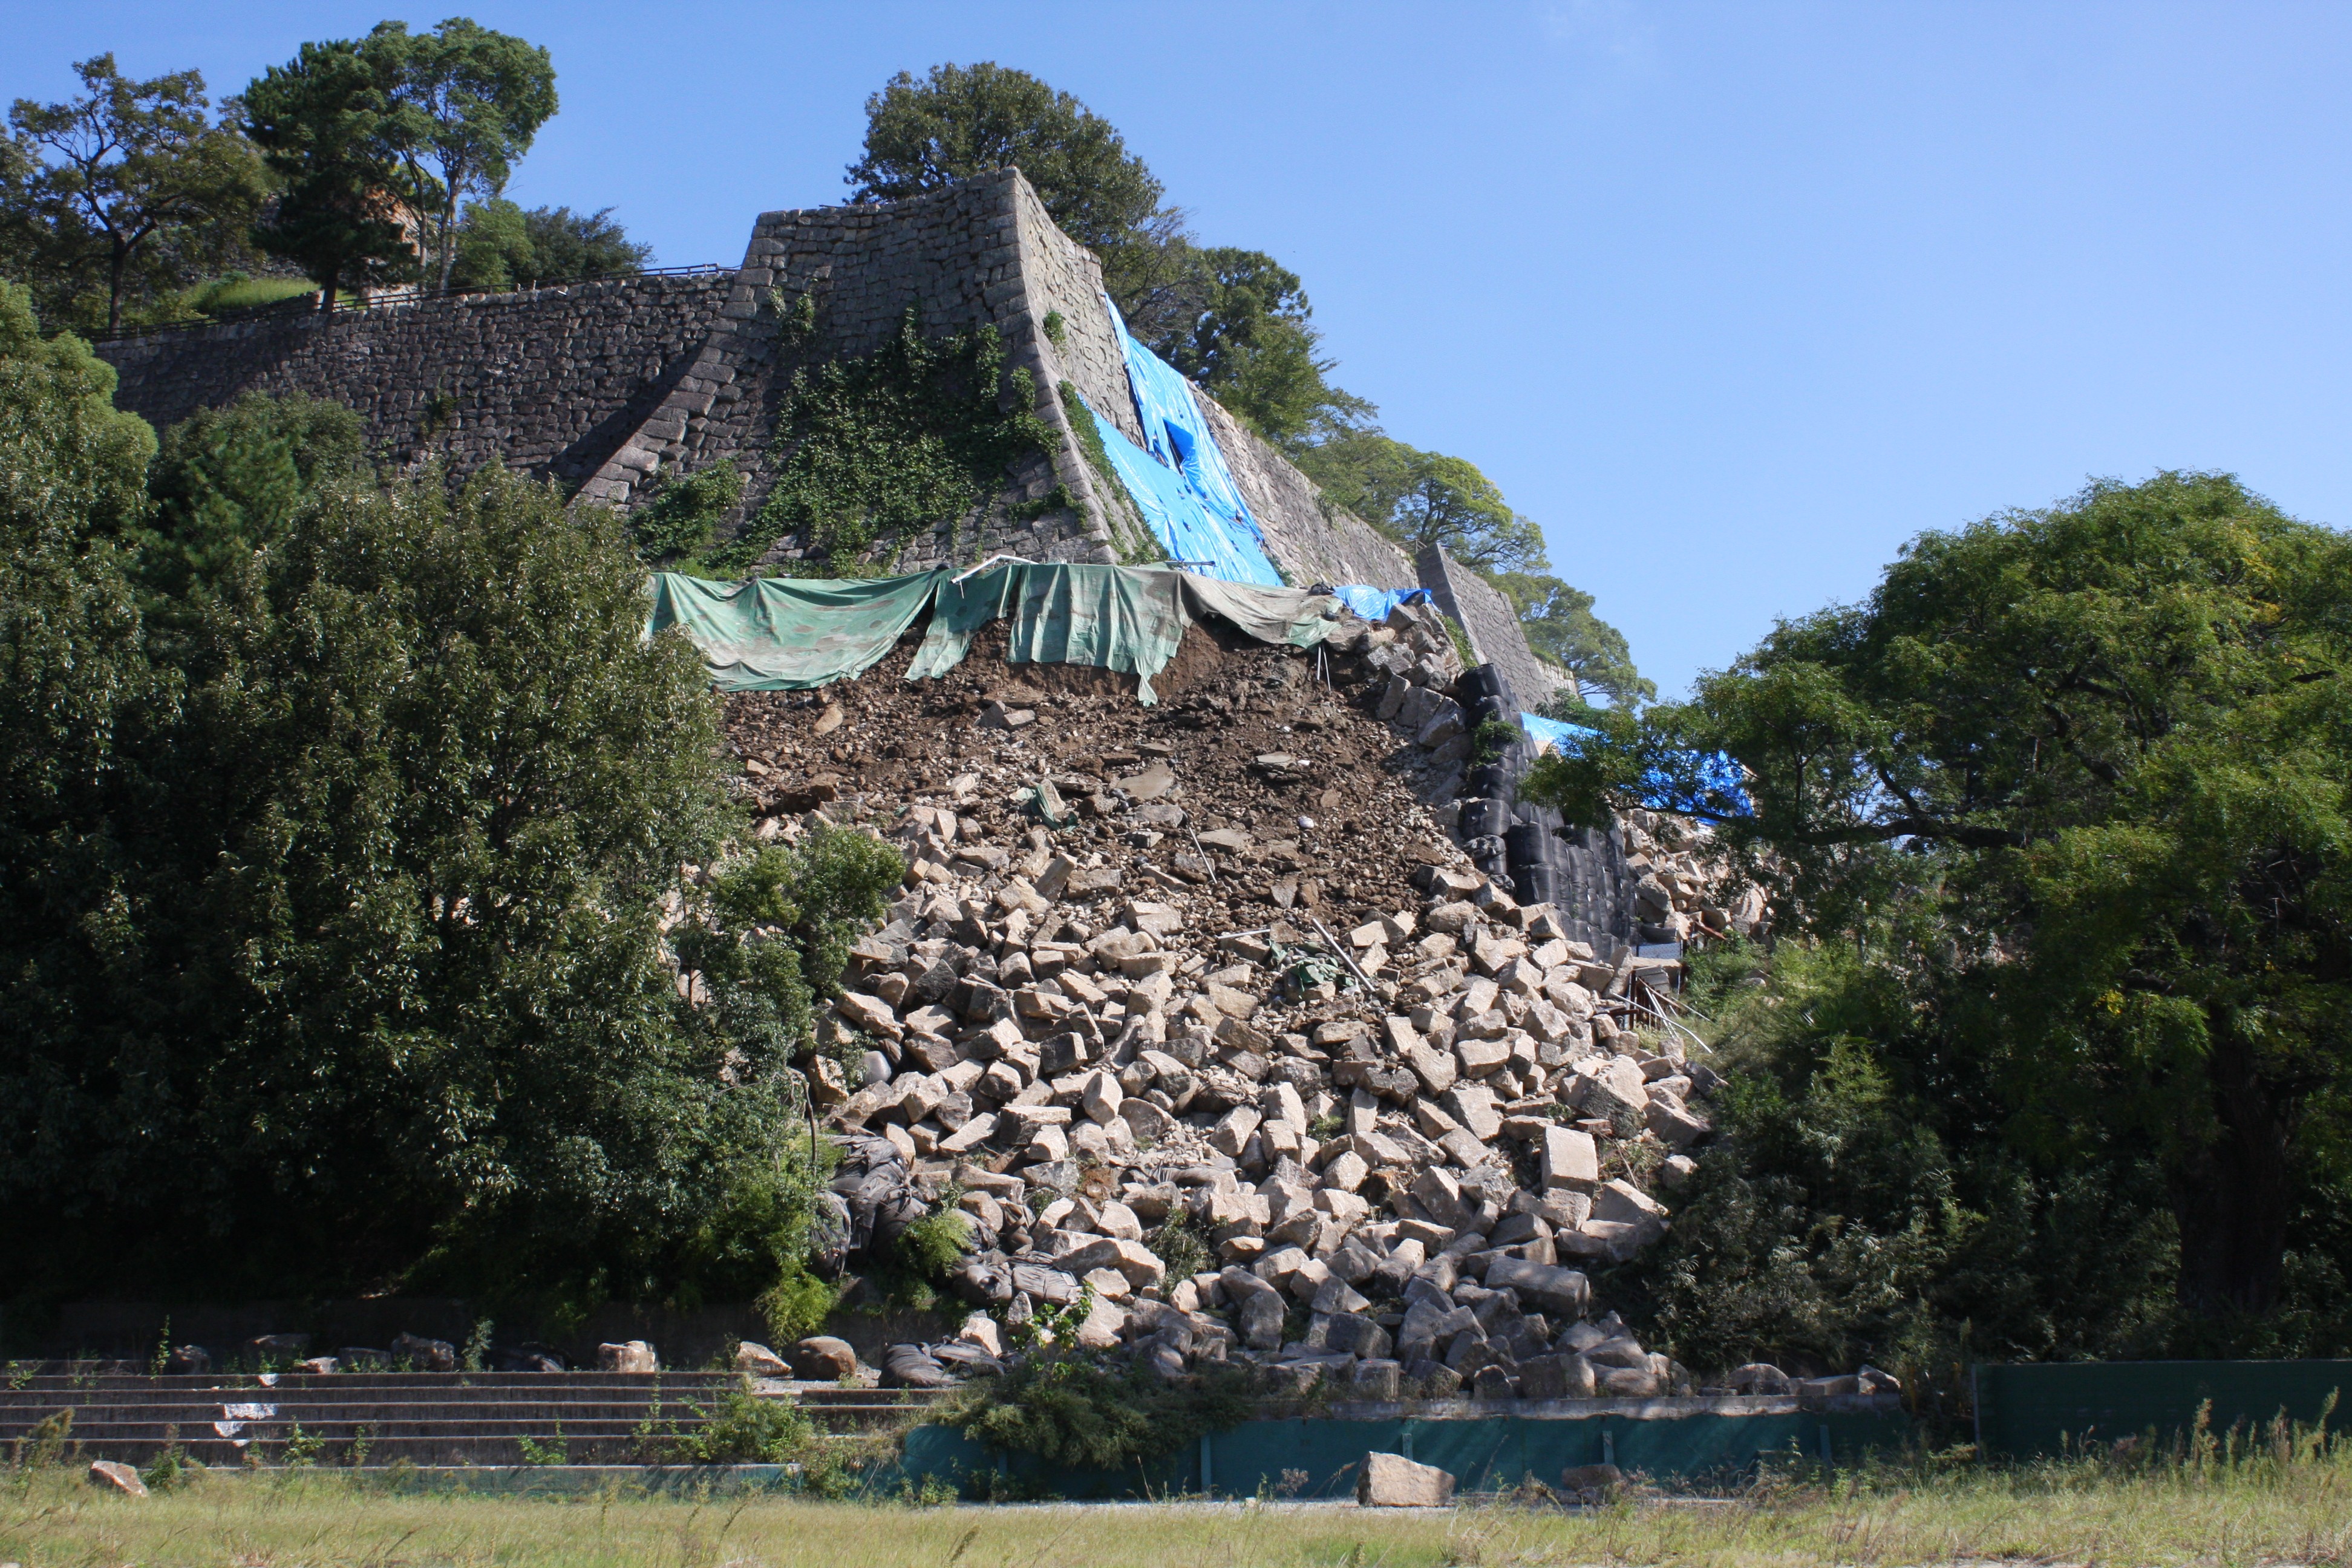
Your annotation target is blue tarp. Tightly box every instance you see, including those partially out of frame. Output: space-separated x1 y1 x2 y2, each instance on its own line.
1079 393 1284 586
1328 584 1434 621
1517 711 1753 817
1106 296 1261 536
1518 711 1596 757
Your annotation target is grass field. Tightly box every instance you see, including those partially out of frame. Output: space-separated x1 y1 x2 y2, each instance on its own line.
4 1448 2349 1568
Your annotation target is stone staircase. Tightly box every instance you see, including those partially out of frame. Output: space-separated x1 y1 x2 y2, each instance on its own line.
0 1368 949 1467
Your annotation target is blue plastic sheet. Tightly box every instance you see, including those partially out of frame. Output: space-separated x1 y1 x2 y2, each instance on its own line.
1517 711 1752 816
1327 584 1433 621
1079 393 1284 586
1105 295 1263 538
1517 711 1598 757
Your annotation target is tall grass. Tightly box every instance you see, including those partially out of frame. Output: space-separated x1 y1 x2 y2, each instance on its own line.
4 1406 2347 1567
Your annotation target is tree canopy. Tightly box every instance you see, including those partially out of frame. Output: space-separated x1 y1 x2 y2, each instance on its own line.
2 55 269 331
449 200 650 292
848 61 1166 252
241 38 416 309
1527 472 2352 1324
0 289 889 1313
368 18 557 295
1296 430 1549 575
1491 570 1656 708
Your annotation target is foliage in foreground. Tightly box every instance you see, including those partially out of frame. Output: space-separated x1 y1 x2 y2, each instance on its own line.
943 1347 1252 1474
0 289 886 1319
1551 472 2352 1367
7 1417 2352 1567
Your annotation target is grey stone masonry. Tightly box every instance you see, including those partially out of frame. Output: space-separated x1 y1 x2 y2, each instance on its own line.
1192 391 1417 589
1417 544 1567 711
96 274 734 491
94 166 1576 632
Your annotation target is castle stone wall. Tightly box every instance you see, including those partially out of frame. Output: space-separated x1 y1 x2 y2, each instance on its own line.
96 274 733 491
94 171 1497 610
1418 543 1566 710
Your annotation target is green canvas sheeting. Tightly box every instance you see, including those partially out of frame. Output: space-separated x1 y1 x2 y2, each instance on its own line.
1974 1360 2352 1458
641 572 942 692
645 563 1344 701
884 1406 1912 1500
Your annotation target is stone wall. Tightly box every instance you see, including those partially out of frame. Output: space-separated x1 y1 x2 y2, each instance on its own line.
569 170 1109 570
1417 544 1566 710
97 274 734 491
94 169 1554 641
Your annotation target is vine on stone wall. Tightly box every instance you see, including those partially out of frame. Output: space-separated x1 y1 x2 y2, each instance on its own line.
1057 380 1165 566
746 306 1058 576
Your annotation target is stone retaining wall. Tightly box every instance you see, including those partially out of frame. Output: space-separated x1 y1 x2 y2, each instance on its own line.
97 274 734 491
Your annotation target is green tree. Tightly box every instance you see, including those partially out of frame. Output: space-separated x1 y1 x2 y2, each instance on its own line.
1491 570 1655 709
241 39 414 310
0 283 162 1292
1526 472 2352 1322
4 55 269 330
449 199 649 292
144 390 365 590
0 453 828 1307
1140 245 1370 447
367 19 557 296
847 61 1166 256
1297 430 1548 574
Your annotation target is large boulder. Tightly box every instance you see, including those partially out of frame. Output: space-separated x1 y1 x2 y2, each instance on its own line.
881 1342 953 1388
596 1340 658 1372
392 1332 457 1372
791 1336 860 1380
1055 1235 1166 1290
1518 1352 1598 1400
1481 1257 1590 1319
1357 1451 1455 1506
88 1459 148 1496
734 1340 791 1375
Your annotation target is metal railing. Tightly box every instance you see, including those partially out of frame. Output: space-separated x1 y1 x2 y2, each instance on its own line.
88 263 732 343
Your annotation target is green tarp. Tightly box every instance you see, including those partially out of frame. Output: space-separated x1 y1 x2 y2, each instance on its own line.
645 563 1342 702
1975 1360 2352 1458
641 572 940 692
887 1408 1912 1500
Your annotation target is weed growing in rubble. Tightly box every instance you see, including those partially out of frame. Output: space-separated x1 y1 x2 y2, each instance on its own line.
1148 1210 1209 1281
1468 716 1520 765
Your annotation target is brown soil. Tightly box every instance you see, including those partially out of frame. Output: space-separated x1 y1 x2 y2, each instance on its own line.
723 616 1458 936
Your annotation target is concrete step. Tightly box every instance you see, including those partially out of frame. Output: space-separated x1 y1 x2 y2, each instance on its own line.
0 1373 953 1461
1 1372 743 1393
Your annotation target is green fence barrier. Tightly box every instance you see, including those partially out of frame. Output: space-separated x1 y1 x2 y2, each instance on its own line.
1974 1361 2352 1459
893 1408 1910 1500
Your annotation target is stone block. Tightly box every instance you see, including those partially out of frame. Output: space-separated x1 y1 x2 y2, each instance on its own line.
1357 1451 1455 1507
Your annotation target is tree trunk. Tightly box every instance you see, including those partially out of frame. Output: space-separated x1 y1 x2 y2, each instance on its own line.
106 242 127 333
318 260 339 315
435 175 462 296
2172 1030 2296 1316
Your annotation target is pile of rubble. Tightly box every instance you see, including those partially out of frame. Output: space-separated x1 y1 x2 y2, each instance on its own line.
727 599 1861 1406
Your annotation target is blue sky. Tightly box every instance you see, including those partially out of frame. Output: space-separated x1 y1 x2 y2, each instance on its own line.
13 2 2350 697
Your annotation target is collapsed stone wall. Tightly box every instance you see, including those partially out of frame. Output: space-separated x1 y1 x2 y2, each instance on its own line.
1418 545 1566 711
93 172 1616 923
713 603 1841 1410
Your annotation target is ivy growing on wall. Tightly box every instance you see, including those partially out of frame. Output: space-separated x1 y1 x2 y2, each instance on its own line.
746 306 1058 576
1056 380 1165 566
